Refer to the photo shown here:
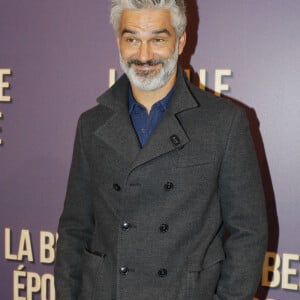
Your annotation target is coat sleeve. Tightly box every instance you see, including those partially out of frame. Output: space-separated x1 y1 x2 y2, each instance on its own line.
216 108 268 300
54 115 94 300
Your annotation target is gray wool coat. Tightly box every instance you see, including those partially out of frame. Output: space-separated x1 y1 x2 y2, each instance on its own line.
54 68 267 300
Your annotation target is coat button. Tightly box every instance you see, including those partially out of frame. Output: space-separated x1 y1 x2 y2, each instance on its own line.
121 222 131 230
113 183 121 191
159 224 169 233
170 135 181 146
158 268 168 277
120 266 129 275
164 182 174 191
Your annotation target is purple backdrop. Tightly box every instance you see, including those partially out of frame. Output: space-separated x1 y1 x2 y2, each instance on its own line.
1 1 299 299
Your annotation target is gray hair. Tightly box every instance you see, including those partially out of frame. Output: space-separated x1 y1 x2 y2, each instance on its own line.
110 0 187 36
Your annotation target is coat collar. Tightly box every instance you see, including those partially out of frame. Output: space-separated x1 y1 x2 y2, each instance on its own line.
94 67 199 169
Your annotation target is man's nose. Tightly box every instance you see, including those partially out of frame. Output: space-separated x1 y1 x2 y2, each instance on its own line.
137 42 153 62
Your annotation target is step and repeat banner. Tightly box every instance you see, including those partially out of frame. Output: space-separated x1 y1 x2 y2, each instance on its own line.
1 1 299 299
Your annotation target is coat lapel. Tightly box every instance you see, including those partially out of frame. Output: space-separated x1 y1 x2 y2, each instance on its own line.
94 75 141 164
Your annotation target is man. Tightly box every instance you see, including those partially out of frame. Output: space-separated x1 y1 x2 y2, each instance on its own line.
54 1 267 299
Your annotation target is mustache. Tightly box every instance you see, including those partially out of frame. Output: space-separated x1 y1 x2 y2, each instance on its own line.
127 59 164 67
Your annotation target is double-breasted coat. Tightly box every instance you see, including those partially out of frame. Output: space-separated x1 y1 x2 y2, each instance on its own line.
54 68 267 300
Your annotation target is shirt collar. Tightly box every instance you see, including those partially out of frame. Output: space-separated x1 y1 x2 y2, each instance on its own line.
128 85 175 114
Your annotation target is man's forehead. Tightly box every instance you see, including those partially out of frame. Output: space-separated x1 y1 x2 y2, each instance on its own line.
119 8 175 33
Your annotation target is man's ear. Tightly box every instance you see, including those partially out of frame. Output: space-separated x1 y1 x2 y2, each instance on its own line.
178 32 186 55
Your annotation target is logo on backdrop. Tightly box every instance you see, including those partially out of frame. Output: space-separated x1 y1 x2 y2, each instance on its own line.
261 251 300 292
0 68 12 146
4 227 57 300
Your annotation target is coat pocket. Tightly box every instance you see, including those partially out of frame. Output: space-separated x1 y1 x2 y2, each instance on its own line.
177 151 215 168
79 248 106 300
186 248 224 299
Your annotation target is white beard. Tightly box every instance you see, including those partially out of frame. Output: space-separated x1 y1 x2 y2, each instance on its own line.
119 43 179 91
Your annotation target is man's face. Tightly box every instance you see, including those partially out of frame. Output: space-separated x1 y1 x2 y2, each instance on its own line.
117 8 186 91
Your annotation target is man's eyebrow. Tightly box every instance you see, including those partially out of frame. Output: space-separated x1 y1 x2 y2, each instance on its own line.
121 29 137 35
152 29 171 36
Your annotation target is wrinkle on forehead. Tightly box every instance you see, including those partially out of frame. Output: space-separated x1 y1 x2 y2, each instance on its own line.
121 28 171 37
119 8 176 37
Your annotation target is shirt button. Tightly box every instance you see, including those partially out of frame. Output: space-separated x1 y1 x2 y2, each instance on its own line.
120 266 129 275
121 222 131 230
170 135 181 146
159 224 169 233
158 268 168 277
164 182 174 191
113 183 121 191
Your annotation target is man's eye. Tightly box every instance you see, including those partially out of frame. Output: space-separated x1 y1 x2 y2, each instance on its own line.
126 38 137 43
153 38 164 43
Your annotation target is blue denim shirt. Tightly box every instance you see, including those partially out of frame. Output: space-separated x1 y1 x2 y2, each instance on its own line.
128 86 175 147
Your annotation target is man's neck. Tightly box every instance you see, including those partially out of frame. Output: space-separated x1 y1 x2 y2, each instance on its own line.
130 70 177 114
